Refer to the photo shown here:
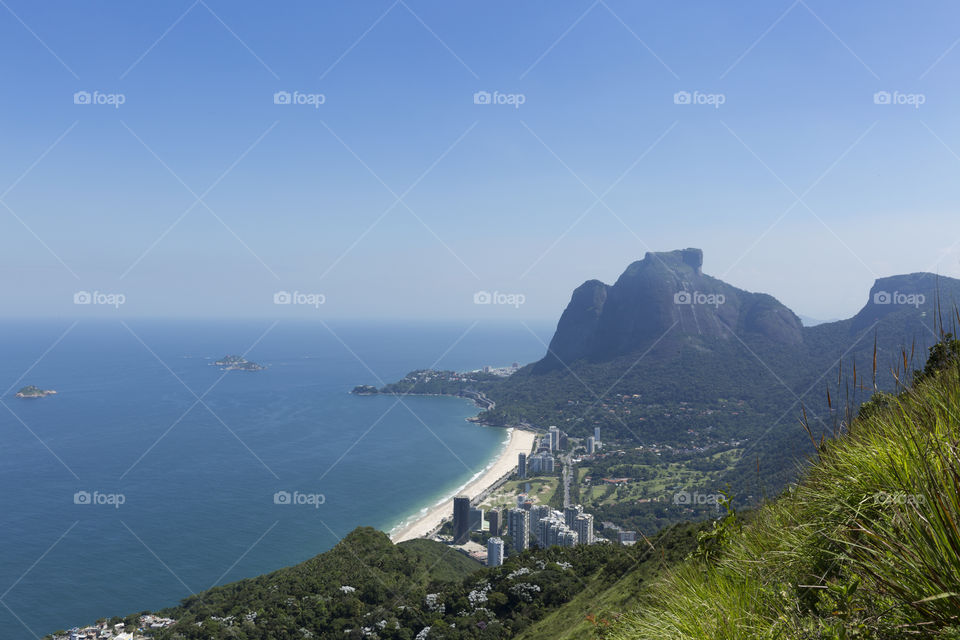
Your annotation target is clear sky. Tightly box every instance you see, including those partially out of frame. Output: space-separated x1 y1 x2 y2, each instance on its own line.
2 1 960 320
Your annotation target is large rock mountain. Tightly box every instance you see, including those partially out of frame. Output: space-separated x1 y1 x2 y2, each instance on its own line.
534 249 960 376
536 249 803 371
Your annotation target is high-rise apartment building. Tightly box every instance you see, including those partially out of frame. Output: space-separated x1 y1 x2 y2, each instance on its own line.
487 537 504 567
507 508 529 551
453 495 471 544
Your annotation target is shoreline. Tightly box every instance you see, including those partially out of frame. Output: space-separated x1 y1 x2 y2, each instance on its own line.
364 389 498 418
390 426 537 543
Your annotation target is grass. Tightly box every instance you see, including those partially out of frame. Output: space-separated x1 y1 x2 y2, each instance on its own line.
579 452 740 507
480 476 559 511
607 340 960 639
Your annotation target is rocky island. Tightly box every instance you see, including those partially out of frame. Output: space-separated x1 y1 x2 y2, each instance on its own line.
16 385 57 398
212 355 264 371
351 384 379 395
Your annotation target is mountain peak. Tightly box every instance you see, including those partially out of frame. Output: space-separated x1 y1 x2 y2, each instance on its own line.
850 271 946 331
643 247 703 274
534 250 801 371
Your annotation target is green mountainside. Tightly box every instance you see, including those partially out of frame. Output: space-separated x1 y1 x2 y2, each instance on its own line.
605 335 960 639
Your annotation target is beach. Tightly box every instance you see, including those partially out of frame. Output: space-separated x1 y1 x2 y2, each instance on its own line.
391 427 537 543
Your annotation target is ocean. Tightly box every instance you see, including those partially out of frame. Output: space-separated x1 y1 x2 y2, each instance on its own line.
0 319 551 638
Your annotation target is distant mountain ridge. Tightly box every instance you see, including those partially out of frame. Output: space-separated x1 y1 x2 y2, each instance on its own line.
531 249 959 377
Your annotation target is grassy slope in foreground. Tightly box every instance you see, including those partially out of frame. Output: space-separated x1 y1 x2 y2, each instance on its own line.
515 523 701 640
607 338 960 639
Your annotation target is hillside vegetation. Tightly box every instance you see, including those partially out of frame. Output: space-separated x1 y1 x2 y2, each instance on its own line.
82 522 700 639
607 335 960 639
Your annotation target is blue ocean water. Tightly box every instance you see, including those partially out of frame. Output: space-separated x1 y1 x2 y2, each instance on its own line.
0 319 551 638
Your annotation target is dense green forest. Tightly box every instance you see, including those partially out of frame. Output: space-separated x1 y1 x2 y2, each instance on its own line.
72 522 701 640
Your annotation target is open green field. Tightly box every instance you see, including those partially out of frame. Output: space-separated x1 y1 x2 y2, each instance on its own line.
480 475 559 511
579 448 742 508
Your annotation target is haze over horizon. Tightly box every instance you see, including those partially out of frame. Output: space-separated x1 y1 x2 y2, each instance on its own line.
3 1 960 321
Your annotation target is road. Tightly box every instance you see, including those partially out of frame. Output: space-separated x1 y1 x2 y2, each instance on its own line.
561 451 573 507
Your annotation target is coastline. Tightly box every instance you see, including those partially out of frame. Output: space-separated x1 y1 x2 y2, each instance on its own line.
390 426 536 543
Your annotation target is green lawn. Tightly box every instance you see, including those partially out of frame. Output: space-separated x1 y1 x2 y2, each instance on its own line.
578 449 742 508
480 476 559 511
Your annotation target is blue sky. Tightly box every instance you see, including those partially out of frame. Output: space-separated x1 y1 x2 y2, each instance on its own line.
2 0 960 320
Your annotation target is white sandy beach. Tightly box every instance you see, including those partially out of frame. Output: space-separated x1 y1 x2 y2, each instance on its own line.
391 427 537 543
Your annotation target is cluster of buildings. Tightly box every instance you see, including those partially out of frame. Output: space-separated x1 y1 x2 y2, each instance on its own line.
502 500 596 560
516 424 578 480
518 451 554 477
452 494 597 566
538 504 595 548
55 616 175 640
586 426 601 454
516 425 603 480
508 495 596 548
479 363 521 377
453 426 607 567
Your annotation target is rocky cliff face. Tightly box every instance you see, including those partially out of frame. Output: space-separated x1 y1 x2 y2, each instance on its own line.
535 249 804 371
849 272 945 333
